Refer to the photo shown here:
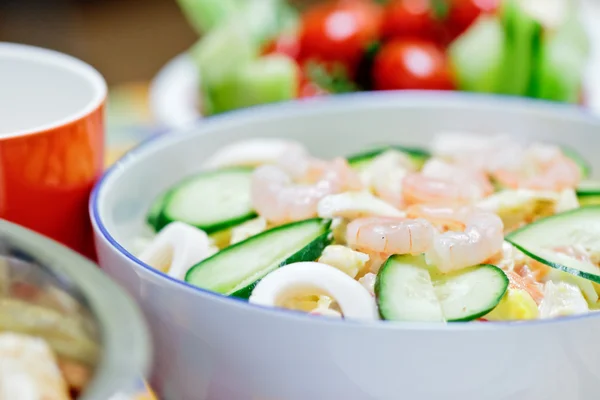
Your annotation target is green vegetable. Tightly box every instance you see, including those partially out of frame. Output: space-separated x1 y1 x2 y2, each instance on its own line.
207 54 299 114
147 191 169 230
498 0 542 95
506 206 600 285
189 0 298 115
189 25 257 87
577 181 600 206
448 15 506 93
529 7 589 102
189 0 290 83
153 167 256 234
176 0 242 34
185 218 332 298
375 254 508 322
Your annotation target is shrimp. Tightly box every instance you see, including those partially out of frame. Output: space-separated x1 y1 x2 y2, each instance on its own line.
406 204 467 232
401 159 493 205
251 158 359 224
493 143 581 191
421 206 504 273
402 173 492 205
346 217 435 255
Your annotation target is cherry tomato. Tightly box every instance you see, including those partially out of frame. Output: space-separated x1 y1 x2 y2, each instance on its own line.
446 0 499 39
372 39 454 91
381 0 439 41
299 0 383 76
262 33 301 60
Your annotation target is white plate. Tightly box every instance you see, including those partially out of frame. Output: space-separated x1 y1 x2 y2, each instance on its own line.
149 53 200 129
149 0 600 129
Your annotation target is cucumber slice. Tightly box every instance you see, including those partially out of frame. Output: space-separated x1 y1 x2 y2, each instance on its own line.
576 180 600 206
147 191 169 230
375 255 508 322
156 167 256 234
448 15 506 93
433 265 509 322
346 145 430 171
506 206 600 284
185 218 332 298
375 254 444 322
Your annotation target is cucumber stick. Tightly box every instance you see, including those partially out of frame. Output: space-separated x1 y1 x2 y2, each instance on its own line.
448 15 506 93
529 7 589 103
498 0 541 95
189 0 287 86
376 255 508 322
177 0 242 34
186 218 332 298
346 145 430 171
207 55 298 114
152 167 256 234
506 206 600 284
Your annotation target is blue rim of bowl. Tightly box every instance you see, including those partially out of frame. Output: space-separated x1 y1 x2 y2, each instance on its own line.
91 90 600 329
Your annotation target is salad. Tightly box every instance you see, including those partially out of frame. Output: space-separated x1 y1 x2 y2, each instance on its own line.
178 0 589 115
137 133 600 322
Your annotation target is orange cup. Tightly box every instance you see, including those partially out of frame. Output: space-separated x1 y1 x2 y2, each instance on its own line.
0 43 106 259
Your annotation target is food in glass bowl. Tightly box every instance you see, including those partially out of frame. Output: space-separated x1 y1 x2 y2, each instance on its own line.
0 332 91 399
178 0 589 115
0 220 150 400
136 131 600 322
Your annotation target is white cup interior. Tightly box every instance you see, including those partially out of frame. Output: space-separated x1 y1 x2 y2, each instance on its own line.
0 42 107 138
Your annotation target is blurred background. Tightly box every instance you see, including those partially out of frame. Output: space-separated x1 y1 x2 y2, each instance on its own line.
0 0 195 84
0 0 323 162
0 0 199 162
1 0 599 163
0 0 317 84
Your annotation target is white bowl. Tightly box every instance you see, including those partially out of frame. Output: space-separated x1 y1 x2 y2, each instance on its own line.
149 0 600 130
92 92 600 400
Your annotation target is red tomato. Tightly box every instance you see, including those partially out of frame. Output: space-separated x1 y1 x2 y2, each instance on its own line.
372 39 454 90
381 0 439 41
447 0 499 39
262 33 301 60
299 0 383 75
